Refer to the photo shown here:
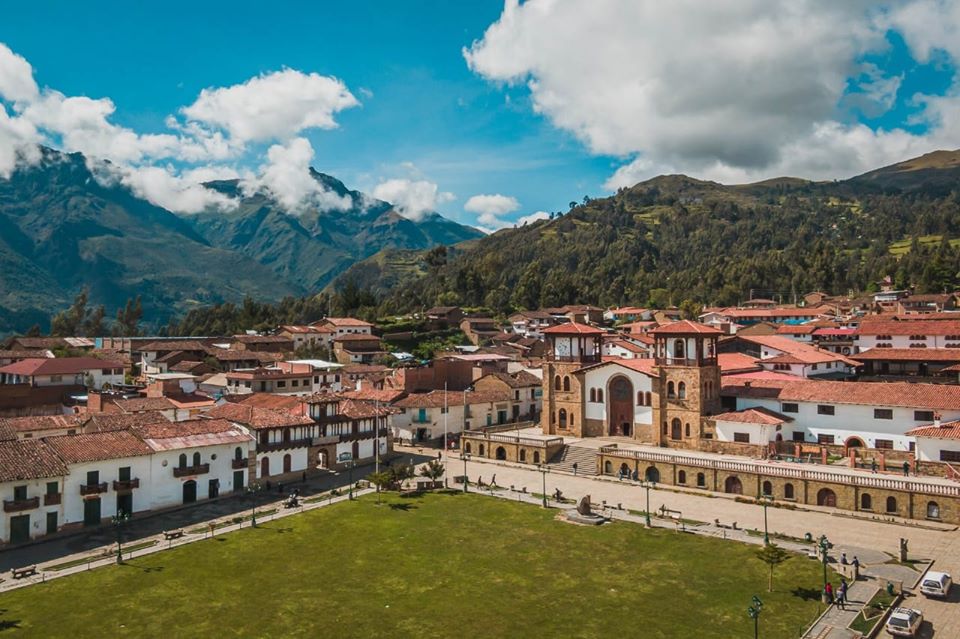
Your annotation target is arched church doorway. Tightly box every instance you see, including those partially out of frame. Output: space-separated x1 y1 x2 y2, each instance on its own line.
607 376 634 437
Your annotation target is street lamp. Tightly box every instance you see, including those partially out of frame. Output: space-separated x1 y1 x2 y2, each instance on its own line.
246 481 262 527
111 509 130 564
818 535 831 596
759 493 773 545
639 479 656 527
747 595 763 639
538 464 549 508
461 452 471 493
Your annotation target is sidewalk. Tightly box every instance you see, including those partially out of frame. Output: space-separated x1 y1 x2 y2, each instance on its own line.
804 577 877 639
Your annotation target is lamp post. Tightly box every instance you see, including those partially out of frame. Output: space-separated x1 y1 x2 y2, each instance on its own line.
461 452 471 493
640 479 656 527
246 481 262 527
111 509 130 564
348 459 355 500
818 535 831 596
538 463 549 508
747 595 763 639
759 493 773 545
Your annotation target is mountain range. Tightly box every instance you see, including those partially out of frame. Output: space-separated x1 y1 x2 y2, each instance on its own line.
0 148 482 334
344 150 960 314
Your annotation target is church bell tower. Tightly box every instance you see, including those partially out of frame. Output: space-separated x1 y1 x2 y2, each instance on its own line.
541 323 603 437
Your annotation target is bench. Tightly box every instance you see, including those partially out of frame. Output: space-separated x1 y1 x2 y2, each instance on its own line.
11 565 37 579
659 505 682 520
714 519 738 530
162 530 184 541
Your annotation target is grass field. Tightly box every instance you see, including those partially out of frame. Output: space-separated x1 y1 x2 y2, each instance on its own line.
0 492 827 638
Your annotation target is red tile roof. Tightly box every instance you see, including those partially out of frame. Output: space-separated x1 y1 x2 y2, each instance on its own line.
205 402 314 430
0 357 124 376
851 348 960 362
0 440 67 481
855 319 960 336
649 320 722 335
579 357 657 376
393 389 512 409
320 317 374 327
84 411 171 433
110 397 176 413
713 407 792 425
722 379 960 410
541 322 604 335
905 421 960 439
45 430 153 463
0 415 83 433
718 352 761 374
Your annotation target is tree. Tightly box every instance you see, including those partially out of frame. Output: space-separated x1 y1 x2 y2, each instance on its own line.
755 543 791 592
388 463 415 490
366 470 393 505
678 298 702 320
419 460 445 484
50 288 104 337
113 296 143 336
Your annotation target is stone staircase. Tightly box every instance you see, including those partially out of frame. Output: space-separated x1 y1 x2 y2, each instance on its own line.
549 445 599 475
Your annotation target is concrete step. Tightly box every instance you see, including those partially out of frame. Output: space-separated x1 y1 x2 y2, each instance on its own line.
549 445 599 475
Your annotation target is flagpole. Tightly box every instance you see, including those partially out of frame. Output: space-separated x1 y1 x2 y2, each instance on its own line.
375 398 380 475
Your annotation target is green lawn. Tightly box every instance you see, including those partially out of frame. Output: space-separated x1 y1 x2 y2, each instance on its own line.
0 492 826 638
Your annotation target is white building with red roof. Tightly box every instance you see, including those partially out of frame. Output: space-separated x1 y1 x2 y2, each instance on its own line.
0 357 124 390
905 420 960 465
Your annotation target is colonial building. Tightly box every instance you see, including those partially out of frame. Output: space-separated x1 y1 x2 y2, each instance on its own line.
0 439 67 544
0 357 124 390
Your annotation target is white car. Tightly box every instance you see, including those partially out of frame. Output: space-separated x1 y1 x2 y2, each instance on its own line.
919 570 952 598
885 607 923 637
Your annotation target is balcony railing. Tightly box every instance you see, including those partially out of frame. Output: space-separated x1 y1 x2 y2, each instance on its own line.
112 478 140 491
546 354 601 363
657 356 717 367
79 482 108 496
3 497 39 513
257 438 313 453
172 463 210 478
43 492 61 506
231 458 247 469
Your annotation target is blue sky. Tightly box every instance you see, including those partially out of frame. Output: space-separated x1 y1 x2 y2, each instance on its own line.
1 1 959 229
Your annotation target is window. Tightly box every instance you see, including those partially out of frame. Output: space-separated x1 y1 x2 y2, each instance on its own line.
696 472 706 487
940 450 960 463
13 485 26 501
87 470 99 485
909 335 927 341
291 380 299 387
193 452 201 466
50 375 63 383
817 405 835 416
554 375 561 390
678 470 687 484
817 434 835 444
637 391 645 406
563 377 570 392
685 423 691 437
783 483 795 499
733 433 750 443
118 466 131 481
276 380 286 388
178 453 187 468
874 409 893 420
597 389 603 402
915 410 935 422
861 493 872 510
558 409 567 429
667 381 676 398
886 496 897 513
677 382 686 400
811 364 818 371
782 402 799 413
46 481 58 495
762 481 772 497
589 388 596 403
927 501 941 519
875 439 893 450
314 376 320 384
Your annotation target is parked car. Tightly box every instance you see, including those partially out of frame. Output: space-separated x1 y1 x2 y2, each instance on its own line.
885 608 923 637
919 570 952 598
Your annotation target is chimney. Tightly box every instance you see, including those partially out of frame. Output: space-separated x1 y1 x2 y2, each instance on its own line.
87 390 102 413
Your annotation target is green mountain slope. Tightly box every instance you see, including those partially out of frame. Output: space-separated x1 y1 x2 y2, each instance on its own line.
375 151 960 314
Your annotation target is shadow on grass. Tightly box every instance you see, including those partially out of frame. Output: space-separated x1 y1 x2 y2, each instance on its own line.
0 610 19 632
389 503 417 512
791 586 821 601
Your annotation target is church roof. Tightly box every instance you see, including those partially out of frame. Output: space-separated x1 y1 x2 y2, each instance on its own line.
649 320 722 336
541 322 604 335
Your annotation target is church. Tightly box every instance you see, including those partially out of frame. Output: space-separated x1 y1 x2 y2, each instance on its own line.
541 320 723 448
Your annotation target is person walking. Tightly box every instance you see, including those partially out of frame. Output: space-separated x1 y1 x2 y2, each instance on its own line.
903 460 910 476
852 556 861 580
825 582 834 604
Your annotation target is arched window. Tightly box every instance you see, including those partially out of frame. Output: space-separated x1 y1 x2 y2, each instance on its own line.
604 460 613 474
478 444 485 456
519 449 526 462
464 442 472 454
674 338 686 359
645 392 652 406
234 446 243 461
554 375 561 390
570 413 575 427
927 501 941 519
671 418 682 439
178 453 187 468
886 496 897 513
558 409 567 429
283 454 292 473
678 470 687 484
563 376 571 392
192 451 201 467
762 481 773 497
685 423 691 437
637 391 645 406
860 493 872 510
597 389 603 403
667 381 676 398
645 466 660 482
696 472 706 487
678 382 687 400
533 451 541 464
589 388 596 402
784 483 794 499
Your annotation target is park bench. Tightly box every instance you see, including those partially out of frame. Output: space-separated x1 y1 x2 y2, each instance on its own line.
162 530 184 541
453 475 467 485
11 565 37 579
659 505 682 521
713 518 738 530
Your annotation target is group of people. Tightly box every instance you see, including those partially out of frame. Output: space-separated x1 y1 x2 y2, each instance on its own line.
824 578 850 609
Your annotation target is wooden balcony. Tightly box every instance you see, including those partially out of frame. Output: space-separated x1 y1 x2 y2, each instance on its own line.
43 492 61 506
231 458 247 469
172 463 209 478
112 478 140 491
79 482 108 496
3 497 39 513
257 438 313 453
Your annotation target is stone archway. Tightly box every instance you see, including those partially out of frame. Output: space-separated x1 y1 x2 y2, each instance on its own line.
607 375 634 437
724 476 743 494
817 488 837 507
845 436 865 449
495 446 507 461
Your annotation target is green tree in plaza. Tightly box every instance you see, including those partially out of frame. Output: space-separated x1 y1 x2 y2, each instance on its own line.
755 543 792 592
419 460 445 484
366 471 393 504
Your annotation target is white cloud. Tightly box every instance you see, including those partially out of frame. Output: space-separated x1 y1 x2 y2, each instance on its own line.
181 69 359 143
245 137 352 212
464 193 522 232
0 42 362 213
372 178 455 220
466 0 960 186
517 210 550 226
